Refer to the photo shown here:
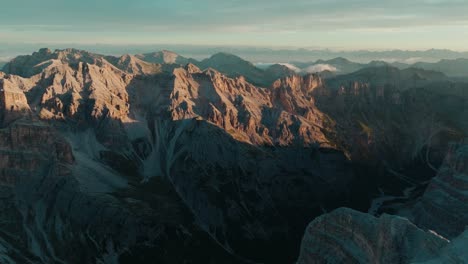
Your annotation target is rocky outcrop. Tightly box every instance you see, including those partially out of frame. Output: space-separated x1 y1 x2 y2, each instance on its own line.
0 75 31 127
2 48 106 78
297 208 450 264
106 54 163 75
412 141 468 238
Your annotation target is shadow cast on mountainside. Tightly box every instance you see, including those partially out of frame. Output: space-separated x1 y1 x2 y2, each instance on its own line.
87 113 373 263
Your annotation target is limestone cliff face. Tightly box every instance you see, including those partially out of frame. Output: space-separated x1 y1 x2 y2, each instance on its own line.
313 67 467 167
2 49 331 147
157 67 329 146
0 75 31 127
297 208 450 264
0 119 74 187
269 74 329 146
2 49 131 123
125 64 331 147
0 118 77 263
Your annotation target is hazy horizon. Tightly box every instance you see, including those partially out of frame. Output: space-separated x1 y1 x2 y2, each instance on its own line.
2 0 468 51
2 43 468 65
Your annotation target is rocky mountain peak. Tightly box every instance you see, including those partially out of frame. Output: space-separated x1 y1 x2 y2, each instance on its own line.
36 48 52 56
265 63 297 76
109 54 162 75
184 63 201 74
3 48 109 78
206 52 252 65
135 50 191 65
272 73 323 95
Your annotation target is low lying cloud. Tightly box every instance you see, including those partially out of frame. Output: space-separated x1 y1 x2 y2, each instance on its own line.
374 57 442 64
305 64 338 73
255 62 301 72
278 63 301 72
0 55 13 61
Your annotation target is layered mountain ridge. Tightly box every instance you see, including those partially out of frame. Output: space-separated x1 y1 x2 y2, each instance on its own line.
0 48 466 263
288 56 468 78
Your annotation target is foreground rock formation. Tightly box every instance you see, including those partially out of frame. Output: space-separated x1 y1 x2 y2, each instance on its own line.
412 141 468 239
297 142 468 264
297 208 448 264
297 208 467 264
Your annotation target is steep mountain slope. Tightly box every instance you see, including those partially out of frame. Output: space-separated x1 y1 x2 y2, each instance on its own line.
325 65 447 91
198 53 294 86
308 66 467 220
0 48 359 263
264 63 297 80
413 58 468 77
105 54 163 75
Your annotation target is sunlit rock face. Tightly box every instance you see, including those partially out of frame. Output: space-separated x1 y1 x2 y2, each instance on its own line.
2 48 331 148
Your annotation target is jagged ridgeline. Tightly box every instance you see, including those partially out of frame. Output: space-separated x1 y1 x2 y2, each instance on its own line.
0 48 466 263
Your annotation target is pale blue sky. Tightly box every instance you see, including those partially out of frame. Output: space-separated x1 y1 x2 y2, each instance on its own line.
1 0 468 50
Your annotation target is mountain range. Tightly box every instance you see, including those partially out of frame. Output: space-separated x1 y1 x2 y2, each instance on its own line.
2 44 468 63
284 57 468 78
0 48 466 263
